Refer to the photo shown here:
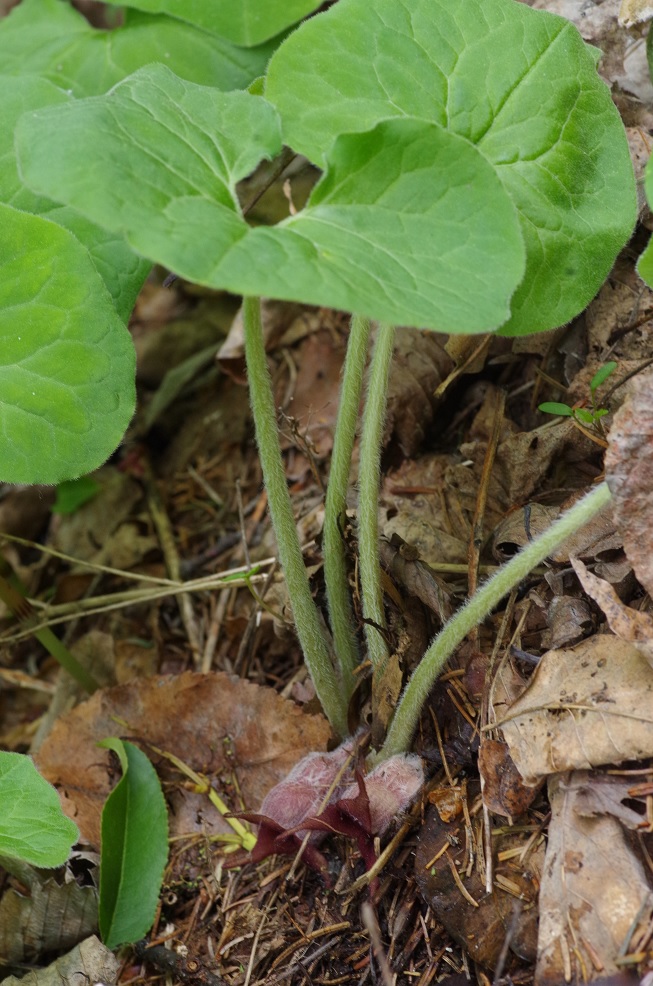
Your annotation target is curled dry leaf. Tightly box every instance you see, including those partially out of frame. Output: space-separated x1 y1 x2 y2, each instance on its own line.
572 557 653 665
35 671 331 848
478 738 538 820
605 369 653 596
494 635 653 785
537 771 653 986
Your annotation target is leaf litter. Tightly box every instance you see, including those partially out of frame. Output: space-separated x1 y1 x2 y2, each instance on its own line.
4 7 653 986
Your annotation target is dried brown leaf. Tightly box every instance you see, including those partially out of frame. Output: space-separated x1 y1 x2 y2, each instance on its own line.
572 558 653 664
478 739 537 820
605 370 653 596
536 771 653 986
36 671 331 848
496 635 653 784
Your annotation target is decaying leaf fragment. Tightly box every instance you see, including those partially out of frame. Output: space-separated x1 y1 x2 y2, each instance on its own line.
1 935 118 986
494 635 653 785
572 558 653 665
0 873 97 964
605 369 653 596
537 772 653 986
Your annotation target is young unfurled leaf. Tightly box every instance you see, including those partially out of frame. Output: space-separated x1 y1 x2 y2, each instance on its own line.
266 0 636 336
0 752 78 867
98 739 168 950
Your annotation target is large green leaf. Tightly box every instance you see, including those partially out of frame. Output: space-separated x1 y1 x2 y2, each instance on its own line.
0 752 78 867
16 64 526 334
0 205 136 484
98 739 168 950
265 0 636 335
1 76 148 320
102 0 322 46
0 0 274 96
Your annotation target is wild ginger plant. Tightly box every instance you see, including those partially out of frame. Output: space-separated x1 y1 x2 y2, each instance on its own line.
0 0 637 767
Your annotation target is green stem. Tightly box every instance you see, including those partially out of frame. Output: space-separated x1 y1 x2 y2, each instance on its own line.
376 481 613 763
0 563 98 693
242 297 347 738
359 323 395 672
323 314 372 697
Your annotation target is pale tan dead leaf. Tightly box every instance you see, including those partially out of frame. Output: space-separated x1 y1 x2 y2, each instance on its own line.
371 652 403 748
380 454 470 567
492 503 559 561
547 595 594 649
536 771 653 986
571 772 648 829
459 417 593 516
217 299 304 383
572 558 653 664
605 370 653 597
1 936 119 986
620 0 653 26
495 635 653 785
36 671 331 848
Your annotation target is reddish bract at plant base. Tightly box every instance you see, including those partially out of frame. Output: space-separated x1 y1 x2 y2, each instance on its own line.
228 741 424 885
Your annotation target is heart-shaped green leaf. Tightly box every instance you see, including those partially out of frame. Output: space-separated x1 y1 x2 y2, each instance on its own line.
0 752 78 867
16 64 526 334
101 0 322 46
0 0 274 96
266 0 636 335
1 76 149 320
98 739 168 950
0 205 136 484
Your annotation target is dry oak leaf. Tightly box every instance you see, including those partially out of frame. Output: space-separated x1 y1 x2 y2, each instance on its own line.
35 671 331 849
572 557 653 665
536 771 653 986
605 369 653 597
494 635 653 785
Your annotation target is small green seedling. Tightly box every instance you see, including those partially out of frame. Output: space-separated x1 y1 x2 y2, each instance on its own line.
539 361 618 433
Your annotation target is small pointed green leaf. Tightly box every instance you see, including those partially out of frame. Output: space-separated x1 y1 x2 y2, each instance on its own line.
266 0 636 336
573 408 596 425
16 65 526 334
0 0 274 96
102 0 322 46
0 752 78 867
0 205 136 484
98 739 168 950
589 361 617 396
1 75 149 320
538 402 573 417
